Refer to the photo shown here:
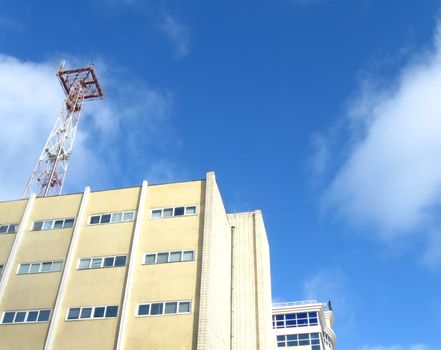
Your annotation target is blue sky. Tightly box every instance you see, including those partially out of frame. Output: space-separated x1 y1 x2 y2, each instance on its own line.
1 0 441 349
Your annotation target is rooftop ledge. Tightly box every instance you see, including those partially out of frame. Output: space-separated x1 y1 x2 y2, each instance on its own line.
273 300 331 311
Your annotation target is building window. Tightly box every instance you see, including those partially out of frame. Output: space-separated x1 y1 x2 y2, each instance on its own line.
78 255 127 270
276 333 320 347
88 211 135 225
150 205 197 219
32 218 74 231
323 332 334 349
144 250 194 265
136 300 191 317
17 261 63 274
1 309 51 324
66 305 118 321
273 312 318 329
0 223 18 234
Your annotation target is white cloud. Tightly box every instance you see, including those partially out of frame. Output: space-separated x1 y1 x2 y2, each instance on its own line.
321 20 441 249
158 14 190 59
0 54 178 201
359 344 429 350
422 230 441 269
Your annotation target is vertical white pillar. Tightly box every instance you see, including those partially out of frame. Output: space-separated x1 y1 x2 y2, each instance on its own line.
0 194 35 304
115 180 148 350
44 187 90 350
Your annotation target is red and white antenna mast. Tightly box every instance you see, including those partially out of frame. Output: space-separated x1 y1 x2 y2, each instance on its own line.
23 62 104 198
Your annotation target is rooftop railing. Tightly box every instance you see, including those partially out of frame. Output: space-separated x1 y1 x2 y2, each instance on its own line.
273 300 330 310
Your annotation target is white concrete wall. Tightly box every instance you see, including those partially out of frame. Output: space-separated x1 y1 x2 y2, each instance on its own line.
197 172 232 350
228 211 273 350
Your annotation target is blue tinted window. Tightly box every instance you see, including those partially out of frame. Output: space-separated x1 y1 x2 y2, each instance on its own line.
100 214 111 223
2 312 15 323
150 303 163 315
138 304 150 315
106 306 118 318
63 219 74 228
27 311 38 322
38 310 50 322
80 308 92 319
67 308 80 320
114 256 126 266
103 257 114 267
174 207 185 216
94 307 105 318
90 216 100 224
165 302 177 314
276 315 284 320
14 312 26 322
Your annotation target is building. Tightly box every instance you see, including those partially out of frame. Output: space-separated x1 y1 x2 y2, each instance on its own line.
272 300 336 350
0 172 273 350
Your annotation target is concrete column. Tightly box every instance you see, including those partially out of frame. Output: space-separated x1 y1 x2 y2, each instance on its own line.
0 194 35 304
44 187 90 350
115 180 148 350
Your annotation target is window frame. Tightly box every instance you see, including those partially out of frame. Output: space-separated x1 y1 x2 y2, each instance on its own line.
87 211 136 226
272 311 319 329
136 300 192 317
143 250 195 265
32 218 75 231
0 223 18 235
65 305 119 321
16 260 63 275
275 333 321 348
1 309 51 324
149 205 198 219
77 255 127 270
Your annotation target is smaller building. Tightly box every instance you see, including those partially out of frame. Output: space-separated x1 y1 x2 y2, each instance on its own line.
272 300 336 350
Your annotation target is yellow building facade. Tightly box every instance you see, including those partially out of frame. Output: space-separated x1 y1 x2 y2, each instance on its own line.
0 172 273 350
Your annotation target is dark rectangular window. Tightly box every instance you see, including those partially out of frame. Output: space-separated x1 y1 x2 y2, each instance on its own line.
90 216 100 224
100 214 111 224
150 303 163 315
80 308 92 319
137 300 191 317
38 310 51 322
67 306 118 321
93 307 105 318
174 207 185 216
103 257 114 267
105 306 118 318
89 211 135 225
67 308 80 320
78 255 127 270
143 250 194 265
138 304 150 315
150 205 198 219
1 310 51 324
27 311 38 322
114 256 126 267
14 312 26 323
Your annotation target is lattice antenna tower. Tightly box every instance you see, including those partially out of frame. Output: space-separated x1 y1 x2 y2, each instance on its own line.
23 63 104 198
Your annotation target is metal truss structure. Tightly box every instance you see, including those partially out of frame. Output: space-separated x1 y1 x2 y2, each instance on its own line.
23 63 104 198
